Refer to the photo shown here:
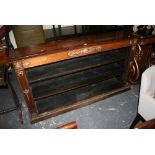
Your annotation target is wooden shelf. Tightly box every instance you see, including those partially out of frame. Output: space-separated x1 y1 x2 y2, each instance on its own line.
29 47 130 115
26 48 129 83
35 77 127 114
31 61 126 100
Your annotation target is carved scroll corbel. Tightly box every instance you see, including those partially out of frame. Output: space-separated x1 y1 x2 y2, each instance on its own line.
129 44 143 84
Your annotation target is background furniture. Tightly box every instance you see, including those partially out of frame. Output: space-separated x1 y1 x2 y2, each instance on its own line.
0 26 11 41
151 44 155 65
138 65 155 120
47 25 132 40
11 25 45 48
57 121 78 129
0 64 23 124
130 65 155 128
135 118 155 129
0 42 23 124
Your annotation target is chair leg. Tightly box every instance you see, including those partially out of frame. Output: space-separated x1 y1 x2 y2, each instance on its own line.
130 114 145 129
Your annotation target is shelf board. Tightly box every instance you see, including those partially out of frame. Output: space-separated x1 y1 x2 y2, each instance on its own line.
31 61 126 100
35 77 127 114
31 81 130 123
26 48 129 84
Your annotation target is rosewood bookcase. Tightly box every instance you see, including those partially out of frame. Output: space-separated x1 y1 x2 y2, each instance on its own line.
9 30 155 123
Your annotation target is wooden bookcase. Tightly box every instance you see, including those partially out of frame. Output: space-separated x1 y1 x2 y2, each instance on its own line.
9 31 155 123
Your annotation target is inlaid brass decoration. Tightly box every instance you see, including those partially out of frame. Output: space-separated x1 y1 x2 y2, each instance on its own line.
68 46 102 57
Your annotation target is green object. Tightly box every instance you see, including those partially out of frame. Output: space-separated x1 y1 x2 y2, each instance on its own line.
12 25 45 48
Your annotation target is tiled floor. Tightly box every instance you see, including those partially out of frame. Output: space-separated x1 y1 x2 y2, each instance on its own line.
0 71 139 129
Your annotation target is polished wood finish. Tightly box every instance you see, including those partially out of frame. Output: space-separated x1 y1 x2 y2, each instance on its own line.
12 61 36 113
0 44 8 85
57 121 77 129
0 51 8 65
10 30 155 123
15 40 131 69
128 44 152 84
9 30 132 61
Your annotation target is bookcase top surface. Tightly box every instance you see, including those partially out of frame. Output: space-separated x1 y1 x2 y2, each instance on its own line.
9 30 133 61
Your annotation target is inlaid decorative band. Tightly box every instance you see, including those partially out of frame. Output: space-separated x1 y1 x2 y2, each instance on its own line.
68 46 102 57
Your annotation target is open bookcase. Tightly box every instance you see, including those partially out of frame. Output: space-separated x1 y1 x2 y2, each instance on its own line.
10 30 154 123
25 47 130 115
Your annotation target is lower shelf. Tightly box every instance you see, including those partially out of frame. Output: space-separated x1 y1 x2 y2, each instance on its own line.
34 77 129 116
31 78 130 123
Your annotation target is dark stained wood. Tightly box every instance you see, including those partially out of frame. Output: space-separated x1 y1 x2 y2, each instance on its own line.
135 119 155 129
57 121 77 129
0 44 8 86
7 72 23 124
0 63 23 124
58 25 62 36
31 62 125 100
31 85 130 123
0 26 11 40
26 48 128 83
35 78 127 114
12 61 36 113
11 40 131 69
0 51 8 65
9 30 132 61
0 26 6 40
0 64 5 86
140 36 155 45
10 30 155 123
74 25 77 34
52 25 56 37
0 44 8 65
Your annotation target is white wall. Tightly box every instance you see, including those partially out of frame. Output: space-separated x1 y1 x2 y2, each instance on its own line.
43 25 73 29
9 31 17 48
